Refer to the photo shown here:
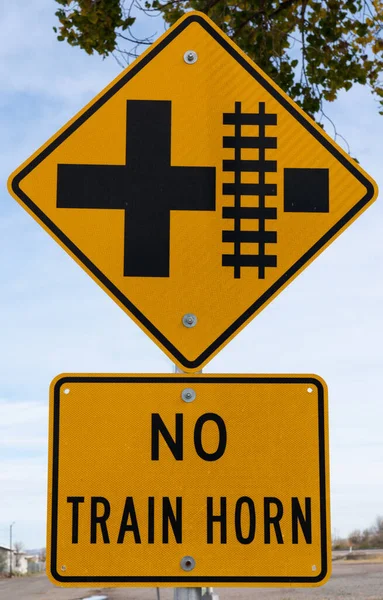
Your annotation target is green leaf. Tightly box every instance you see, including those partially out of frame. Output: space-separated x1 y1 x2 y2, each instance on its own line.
51 0 383 120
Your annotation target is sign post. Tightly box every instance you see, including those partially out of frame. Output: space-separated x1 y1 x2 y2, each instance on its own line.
174 365 204 600
7 9 377 594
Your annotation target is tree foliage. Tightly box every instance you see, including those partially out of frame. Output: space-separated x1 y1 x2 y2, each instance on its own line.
54 0 135 56
54 0 383 117
347 516 383 549
13 541 24 567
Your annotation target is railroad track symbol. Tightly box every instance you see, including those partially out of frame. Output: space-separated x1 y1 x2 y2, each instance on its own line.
222 101 330 279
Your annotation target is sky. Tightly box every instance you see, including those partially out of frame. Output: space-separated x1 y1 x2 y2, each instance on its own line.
0 0 382 552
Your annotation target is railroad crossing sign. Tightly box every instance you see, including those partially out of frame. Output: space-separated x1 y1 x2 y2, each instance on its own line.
47 374 330 587
8 12 378 371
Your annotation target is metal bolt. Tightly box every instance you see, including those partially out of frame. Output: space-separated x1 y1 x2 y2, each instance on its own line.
180 556 195 571
61 565 66 572
184 50 198 64
182 388 196 403
182 313 197 328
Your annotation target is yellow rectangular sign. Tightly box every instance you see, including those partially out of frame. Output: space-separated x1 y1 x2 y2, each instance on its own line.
47 374 330 587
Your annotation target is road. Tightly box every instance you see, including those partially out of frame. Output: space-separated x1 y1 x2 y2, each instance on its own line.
1 562 383 600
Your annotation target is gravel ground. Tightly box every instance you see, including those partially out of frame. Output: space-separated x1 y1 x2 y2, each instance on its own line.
0 562 382 600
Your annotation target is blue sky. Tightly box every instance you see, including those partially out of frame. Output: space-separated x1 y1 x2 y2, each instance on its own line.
0 0 382 550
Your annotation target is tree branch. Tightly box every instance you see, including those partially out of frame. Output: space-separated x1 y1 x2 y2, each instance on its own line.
234 0 302 37
271 0 301 18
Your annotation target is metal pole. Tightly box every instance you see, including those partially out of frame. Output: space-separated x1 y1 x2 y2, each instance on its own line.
203 588 220 600
172 365 219 600
174 589 202 600
9 522 14 577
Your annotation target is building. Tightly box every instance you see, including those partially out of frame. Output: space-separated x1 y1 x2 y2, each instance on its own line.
0 545 15 575
0 546 43 576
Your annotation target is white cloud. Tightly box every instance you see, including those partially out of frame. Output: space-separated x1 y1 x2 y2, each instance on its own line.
0 399 46 428
0 0 119 97
1 0 382 549
0 457 46 489
0 399 47 450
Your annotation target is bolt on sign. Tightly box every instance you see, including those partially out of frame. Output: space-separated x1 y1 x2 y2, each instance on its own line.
8 13 378 372
47 374 330 587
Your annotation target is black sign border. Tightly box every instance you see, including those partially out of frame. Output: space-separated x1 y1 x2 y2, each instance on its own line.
50 375 328 585
11 14 375 371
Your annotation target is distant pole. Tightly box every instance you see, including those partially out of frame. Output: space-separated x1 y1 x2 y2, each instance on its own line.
9 522 15 577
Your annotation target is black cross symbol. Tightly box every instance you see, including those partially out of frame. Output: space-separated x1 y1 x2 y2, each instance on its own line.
57 100 216 277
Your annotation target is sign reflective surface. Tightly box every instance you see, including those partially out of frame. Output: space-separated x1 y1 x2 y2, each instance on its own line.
47 374 330 587
8 13 377 371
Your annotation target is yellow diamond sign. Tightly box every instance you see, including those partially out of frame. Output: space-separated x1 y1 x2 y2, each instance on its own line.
8 12 378 371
